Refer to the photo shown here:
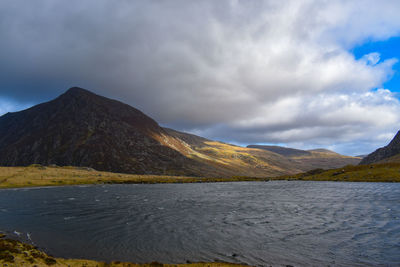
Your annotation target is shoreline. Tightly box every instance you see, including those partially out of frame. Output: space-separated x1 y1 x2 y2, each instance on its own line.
0 163 399 190
0 165 268 189
0 233 251 267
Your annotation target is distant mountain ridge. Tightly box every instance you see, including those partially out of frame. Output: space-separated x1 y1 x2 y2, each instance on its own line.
247 144 360 170
247 145 311 157
308 148 339 154
360 131 400 165
0 87 361 177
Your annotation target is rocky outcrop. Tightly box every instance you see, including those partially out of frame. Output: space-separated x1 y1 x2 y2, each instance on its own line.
360 131 400 165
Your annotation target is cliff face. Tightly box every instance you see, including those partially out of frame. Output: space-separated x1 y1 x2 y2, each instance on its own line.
360 131 400 165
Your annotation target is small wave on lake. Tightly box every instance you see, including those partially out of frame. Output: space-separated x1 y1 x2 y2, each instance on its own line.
0 181 399 266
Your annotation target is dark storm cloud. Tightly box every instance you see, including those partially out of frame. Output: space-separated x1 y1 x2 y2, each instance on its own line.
1 0 400 155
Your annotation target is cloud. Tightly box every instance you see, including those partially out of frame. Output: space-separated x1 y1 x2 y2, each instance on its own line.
1 0 400 155
0 98 32 116
361 53 381 66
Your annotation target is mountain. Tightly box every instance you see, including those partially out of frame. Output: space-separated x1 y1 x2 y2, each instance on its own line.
247 145 311 157
247 145 361 170
360 131 400 164
0 87 361 177
0 87 206 176
308 148 339 154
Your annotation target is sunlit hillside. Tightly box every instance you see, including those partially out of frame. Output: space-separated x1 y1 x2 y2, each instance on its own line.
163 129 361 177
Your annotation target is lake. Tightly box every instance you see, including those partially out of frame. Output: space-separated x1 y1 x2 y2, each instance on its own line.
0 181 399 266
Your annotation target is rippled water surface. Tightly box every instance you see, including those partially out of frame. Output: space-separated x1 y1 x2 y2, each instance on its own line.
0 181 399 266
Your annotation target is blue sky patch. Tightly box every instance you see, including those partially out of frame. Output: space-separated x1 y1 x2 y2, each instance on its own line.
352 36 400 92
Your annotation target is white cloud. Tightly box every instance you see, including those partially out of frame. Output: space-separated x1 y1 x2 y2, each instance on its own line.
0 0 400 155
361 53 381 66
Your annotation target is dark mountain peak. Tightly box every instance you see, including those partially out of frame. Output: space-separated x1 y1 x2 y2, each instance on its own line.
0 86 196 174
58 87 103 102
66 86 90 94
47 86 161 132
360 130 400 164
389 130 400 146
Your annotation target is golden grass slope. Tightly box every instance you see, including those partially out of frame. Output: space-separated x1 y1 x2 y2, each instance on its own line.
0 234 250 267
189 141 361 176
0 165 267 189
154 132 298 177
274 162 400 182
159 129 361 177
190 141 296 176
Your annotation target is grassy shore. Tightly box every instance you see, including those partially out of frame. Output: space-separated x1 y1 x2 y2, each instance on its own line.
273 162 400 182
0 162 399 189
0 233 250 267
0 165 266 189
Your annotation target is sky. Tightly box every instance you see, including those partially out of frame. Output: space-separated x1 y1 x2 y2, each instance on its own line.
1 0 400 156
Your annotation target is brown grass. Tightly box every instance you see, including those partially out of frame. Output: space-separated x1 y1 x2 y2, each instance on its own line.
0 165 267 189
0 161 398 190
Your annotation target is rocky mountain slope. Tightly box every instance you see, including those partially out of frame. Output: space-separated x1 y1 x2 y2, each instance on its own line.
360 130 400 164
0 87 360 177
